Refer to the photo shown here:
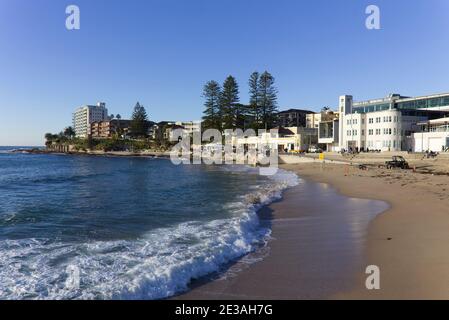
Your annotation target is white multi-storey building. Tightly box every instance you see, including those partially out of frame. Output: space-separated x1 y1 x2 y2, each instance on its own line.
235 127 318 153
306 113 321 129
319 92 449 152
175 121 201 135
73 102 109 138
318 110 339 151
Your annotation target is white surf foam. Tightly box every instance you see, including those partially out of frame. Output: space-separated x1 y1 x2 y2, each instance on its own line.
0 166 299 300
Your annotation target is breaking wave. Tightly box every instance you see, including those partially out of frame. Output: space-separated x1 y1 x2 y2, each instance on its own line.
0 166 299 300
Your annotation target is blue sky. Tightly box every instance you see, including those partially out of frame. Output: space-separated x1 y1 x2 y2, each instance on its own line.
1 0 449 145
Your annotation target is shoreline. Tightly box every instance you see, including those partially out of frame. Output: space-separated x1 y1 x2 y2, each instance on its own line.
175 165 389 299
282 162 449 299
11 148 172 159
177 161 449 300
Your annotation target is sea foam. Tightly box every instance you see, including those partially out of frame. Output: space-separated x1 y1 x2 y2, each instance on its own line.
0 167 299 300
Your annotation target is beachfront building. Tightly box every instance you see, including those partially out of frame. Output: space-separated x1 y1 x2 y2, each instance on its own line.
306 113 321 129
90 119 132 138
148 121 175 141
73 102 109 138
318 92 449 152
318 110 340 151
164 124 186 141
235 126 318 153
277 109 315 128
148 121 201 142
412 118 449 152
175 121 201 135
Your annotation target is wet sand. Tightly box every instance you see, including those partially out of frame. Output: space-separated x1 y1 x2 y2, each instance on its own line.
175 174 388 299
285 163 449 299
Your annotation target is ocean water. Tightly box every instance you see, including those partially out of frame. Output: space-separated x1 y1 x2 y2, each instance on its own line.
0 147 298 299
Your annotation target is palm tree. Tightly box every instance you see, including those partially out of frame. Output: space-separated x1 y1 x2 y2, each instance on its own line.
45 133 53 141
63 126 76 139
116 114 122 137
44 133 54 146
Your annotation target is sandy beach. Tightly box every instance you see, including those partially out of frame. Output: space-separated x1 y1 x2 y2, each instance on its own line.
177 157 449 300
290 161 449 299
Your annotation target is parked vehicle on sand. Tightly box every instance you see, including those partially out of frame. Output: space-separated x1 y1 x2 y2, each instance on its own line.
308 146 323 153
385 156 409 169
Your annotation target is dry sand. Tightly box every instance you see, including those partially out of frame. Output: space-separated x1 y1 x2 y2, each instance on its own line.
177 160 449 300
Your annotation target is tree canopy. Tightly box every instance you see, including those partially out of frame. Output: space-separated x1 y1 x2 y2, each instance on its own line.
130 102 149 137
219 75 240 130
202 81 222 131
202 71 278 132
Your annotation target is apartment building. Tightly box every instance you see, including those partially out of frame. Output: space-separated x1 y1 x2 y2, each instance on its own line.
306 113 322 129
73 102 109 138
90 119 132 138
175 121 201 135
277 109 315 128
148 121 175 140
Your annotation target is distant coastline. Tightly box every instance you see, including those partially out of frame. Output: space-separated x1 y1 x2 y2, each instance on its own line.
11 147 172 159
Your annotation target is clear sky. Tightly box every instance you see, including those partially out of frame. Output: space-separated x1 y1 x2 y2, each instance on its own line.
1 0 449 146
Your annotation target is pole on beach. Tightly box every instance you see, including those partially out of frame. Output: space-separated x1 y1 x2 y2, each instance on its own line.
319 153 325 171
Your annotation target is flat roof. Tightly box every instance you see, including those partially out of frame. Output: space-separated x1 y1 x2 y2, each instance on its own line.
278 108 315 114
397 92 449 103
417 117 449 126
353 98 393 106
352 92 449 107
